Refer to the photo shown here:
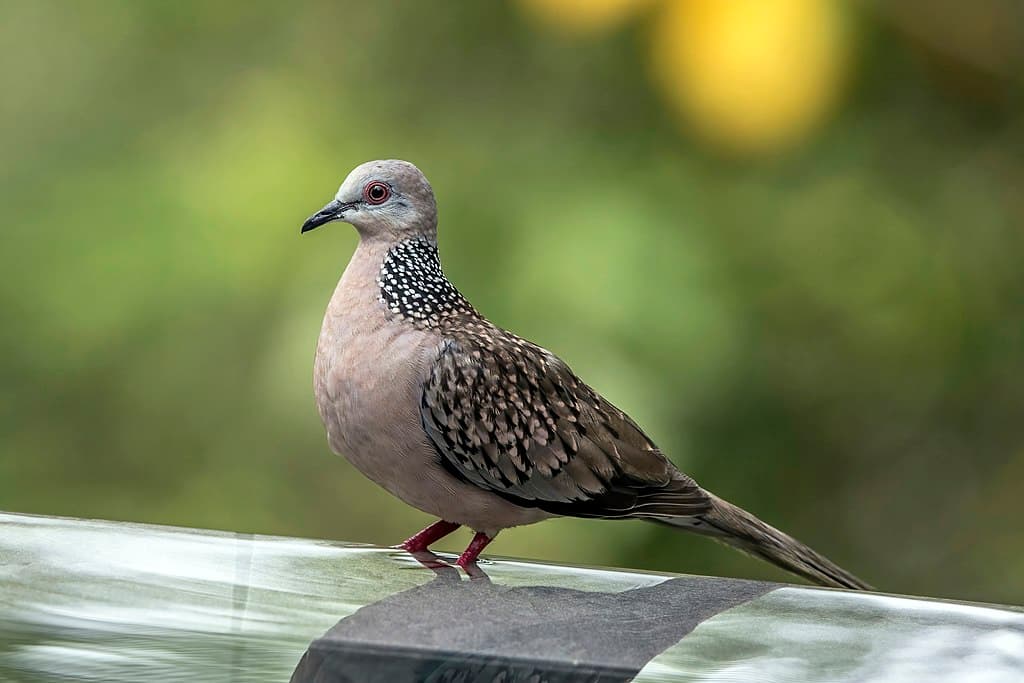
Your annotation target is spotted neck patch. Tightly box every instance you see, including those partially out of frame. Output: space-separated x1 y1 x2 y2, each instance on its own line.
377 236 476 325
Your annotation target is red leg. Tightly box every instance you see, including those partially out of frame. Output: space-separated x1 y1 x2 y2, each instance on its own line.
455 531 494 567
400 520 461 553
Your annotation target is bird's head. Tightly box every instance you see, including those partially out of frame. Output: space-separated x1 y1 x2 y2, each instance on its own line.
301 159 438 240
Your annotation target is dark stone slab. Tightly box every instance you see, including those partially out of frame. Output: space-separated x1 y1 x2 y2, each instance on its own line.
291 568 774 682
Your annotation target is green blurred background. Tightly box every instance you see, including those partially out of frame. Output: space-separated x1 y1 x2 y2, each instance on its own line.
2 0 1022 604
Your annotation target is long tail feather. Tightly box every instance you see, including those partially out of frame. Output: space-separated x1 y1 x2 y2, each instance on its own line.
658 494 872 591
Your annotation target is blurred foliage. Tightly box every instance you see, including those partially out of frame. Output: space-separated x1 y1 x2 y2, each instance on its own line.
1 0 1023 605
519 0 655 35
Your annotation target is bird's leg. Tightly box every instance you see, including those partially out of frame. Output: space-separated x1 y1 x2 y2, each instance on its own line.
454 531 494 568
399 520 461 553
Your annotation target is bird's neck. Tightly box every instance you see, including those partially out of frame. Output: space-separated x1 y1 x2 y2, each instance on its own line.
377 236 476 326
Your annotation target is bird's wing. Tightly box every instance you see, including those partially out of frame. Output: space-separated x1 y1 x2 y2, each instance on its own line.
419 326 711 519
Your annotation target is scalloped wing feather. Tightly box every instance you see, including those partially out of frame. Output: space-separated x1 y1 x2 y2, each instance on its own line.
419 326 712 519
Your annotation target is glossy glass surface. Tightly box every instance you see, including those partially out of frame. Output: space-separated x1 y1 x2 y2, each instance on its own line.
2 512 1022 682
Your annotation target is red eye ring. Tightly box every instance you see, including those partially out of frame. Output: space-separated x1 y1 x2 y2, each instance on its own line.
363 181 391 205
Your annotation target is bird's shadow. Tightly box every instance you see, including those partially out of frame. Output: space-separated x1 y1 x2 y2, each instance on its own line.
405 550 491 581
290 552 773 683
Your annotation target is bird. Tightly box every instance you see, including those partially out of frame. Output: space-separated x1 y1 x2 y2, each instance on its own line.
301 159 871 590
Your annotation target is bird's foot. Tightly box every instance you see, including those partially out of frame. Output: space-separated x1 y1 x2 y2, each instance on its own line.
399 519 461 553
454 531 494 568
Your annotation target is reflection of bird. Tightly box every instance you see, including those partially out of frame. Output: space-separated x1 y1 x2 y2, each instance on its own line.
290 569 772 683
302 159 870 590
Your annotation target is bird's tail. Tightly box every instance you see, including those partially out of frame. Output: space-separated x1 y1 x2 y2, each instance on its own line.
658 493 872 591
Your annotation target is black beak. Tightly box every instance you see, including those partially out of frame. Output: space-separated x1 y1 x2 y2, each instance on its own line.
301 199 355 233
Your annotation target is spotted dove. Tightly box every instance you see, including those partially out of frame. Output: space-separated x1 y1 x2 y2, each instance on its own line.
301 159 870 590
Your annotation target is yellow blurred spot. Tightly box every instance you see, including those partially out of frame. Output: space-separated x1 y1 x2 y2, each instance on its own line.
518 0 653 35
651 0 850 153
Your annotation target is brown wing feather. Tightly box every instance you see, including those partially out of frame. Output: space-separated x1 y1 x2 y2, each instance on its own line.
420 322 711 519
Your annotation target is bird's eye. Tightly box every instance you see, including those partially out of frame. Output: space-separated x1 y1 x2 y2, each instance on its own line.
364 181 391 205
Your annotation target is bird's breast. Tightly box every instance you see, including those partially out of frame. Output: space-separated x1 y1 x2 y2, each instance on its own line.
313 262 441 474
